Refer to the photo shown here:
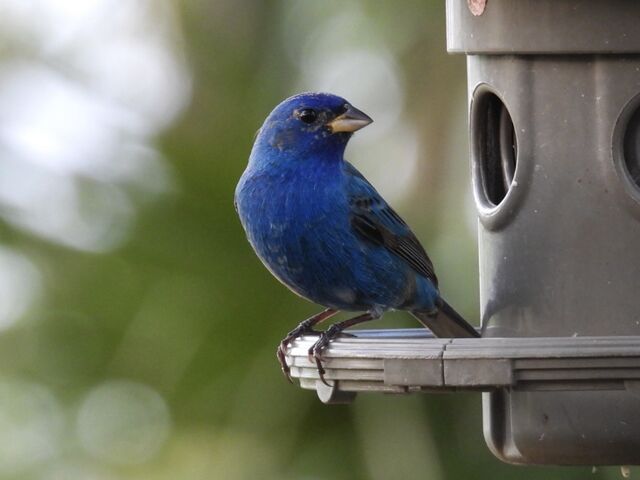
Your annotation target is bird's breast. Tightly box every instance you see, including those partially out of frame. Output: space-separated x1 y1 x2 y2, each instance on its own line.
235 164 416 311
236 166 363 304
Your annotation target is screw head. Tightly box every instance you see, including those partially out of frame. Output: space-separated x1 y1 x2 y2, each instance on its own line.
468 0 487 16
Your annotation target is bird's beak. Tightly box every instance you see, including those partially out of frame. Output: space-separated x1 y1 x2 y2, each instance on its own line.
326 105 373 133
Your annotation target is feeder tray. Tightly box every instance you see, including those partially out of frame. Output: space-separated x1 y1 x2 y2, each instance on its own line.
286 330 640 404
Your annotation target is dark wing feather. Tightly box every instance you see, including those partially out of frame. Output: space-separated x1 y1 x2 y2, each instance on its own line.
345 162 438 287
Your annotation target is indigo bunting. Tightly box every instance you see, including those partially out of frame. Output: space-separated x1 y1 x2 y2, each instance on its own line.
235 92 479 384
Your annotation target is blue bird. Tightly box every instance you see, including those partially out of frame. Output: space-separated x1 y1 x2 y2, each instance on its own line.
235 92 479 384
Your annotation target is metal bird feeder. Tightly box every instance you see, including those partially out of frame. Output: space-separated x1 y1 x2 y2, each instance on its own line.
286 0 640 466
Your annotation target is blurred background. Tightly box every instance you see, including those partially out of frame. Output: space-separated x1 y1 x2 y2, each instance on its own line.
0 1 630 479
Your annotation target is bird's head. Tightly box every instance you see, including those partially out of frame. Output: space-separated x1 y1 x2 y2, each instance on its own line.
251 92 372 165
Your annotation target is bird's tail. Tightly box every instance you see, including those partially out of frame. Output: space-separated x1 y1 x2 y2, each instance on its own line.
411 298 480 338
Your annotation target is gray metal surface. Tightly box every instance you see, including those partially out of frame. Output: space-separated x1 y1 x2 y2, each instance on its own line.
469 55 640 338
446 0 640 54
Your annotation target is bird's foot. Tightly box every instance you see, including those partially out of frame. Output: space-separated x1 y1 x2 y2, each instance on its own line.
306 311 379 385
308 324 343 386
276 316 320 383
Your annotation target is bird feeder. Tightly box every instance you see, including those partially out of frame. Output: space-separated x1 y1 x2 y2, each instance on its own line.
286 0 640 466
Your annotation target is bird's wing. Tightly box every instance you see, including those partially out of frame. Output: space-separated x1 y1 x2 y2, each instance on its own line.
344 162 438 287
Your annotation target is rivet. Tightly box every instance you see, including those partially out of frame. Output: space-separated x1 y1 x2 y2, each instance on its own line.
468 0 487 16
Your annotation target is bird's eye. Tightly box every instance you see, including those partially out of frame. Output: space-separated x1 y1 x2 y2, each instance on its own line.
297 108 318 124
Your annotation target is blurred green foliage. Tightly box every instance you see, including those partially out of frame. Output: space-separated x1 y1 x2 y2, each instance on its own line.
0 1 633 479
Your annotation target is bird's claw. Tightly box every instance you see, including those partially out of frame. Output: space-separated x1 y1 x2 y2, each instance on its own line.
309 344 330 386
276 320 321 383
314 356 330 387
276 343 293 383
308 328 340 387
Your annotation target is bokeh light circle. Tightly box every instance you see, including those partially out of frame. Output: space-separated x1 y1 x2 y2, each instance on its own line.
76 380 171 466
